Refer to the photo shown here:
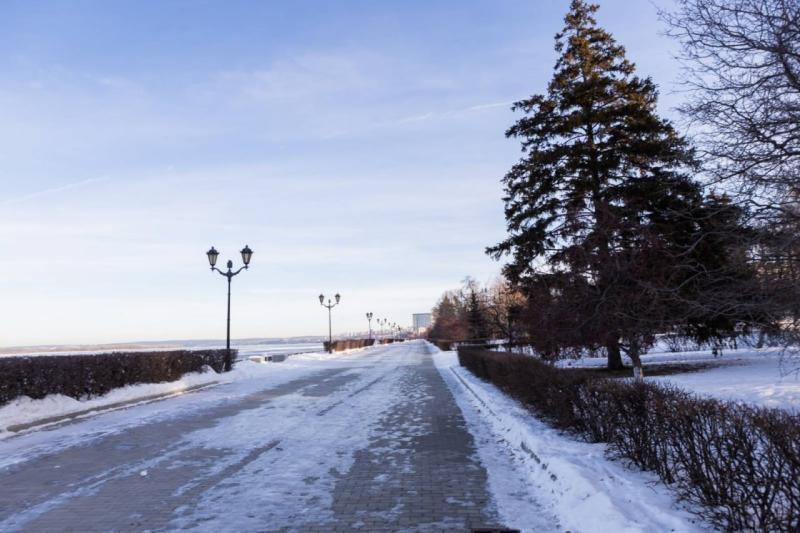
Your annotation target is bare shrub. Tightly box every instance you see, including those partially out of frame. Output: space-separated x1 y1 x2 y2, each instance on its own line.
457 347 800 531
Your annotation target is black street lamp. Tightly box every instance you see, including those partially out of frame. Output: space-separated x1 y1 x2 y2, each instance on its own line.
366 312 374 340
206 245 252 372
320 293 341 352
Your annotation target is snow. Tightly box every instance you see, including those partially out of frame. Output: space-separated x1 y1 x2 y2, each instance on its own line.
432 344 708 533
562 347 800 411
650 354 800 411
0 342 428 531
0 366 221 438
169 349 411 530
0 346 380 474
0 347 364 440
4 340 785 532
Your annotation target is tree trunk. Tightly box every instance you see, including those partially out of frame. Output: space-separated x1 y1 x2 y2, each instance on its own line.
507 317 513 352
631 355 644 379
606 337 624 370
756 329 765 349
629 343 644 380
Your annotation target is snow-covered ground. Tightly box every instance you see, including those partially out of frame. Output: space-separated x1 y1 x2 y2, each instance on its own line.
0 367 221 438
561 347 800 411
5 340 786 531
0 342 524 531
432 345 708 533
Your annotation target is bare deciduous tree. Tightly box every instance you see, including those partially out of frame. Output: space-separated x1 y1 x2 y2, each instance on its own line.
483 277 526 350
663 0 800 209
663 0 800 372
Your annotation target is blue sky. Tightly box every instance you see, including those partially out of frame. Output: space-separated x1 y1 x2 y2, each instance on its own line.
0 0 681 346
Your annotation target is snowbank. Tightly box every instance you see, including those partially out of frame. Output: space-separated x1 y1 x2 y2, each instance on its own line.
0 341 381 440
0 358 284 438
432 345 706 533
563 347 800 411
651 355 800 411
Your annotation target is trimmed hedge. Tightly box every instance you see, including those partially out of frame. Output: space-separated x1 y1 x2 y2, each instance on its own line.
0 349 230 406
323 339 375 352
458 347 800 532
428 339 492 352
429 339 454 351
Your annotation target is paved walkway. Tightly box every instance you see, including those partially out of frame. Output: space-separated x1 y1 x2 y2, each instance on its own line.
0 342 513 532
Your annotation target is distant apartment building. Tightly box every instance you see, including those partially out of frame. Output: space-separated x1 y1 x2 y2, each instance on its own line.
412 313 432 335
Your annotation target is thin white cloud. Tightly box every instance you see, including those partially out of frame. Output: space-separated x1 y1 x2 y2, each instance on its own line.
216 51 378 103
462 101 513 112
323 99 514 138
0 177 109 206
395 112 435 124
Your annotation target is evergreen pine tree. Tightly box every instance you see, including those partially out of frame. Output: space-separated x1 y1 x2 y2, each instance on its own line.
466 287 489 341
488 0 703 373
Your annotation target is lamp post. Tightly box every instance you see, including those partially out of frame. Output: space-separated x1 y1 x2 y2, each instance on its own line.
206 245 253 372
366 312 374 341
320 293 341 352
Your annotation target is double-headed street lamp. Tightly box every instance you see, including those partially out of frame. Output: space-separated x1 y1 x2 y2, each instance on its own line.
206 245 253 372
319 293 341 352
366 312 374 340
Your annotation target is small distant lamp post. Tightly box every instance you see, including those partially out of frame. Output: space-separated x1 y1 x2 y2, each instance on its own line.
320 293 341 352
206 245 253 372
366 312 374 340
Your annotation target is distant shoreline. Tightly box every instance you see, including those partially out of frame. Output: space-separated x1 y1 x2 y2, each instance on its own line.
0 337 328 356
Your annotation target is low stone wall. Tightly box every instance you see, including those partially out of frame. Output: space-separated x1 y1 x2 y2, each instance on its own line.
323 339 375 352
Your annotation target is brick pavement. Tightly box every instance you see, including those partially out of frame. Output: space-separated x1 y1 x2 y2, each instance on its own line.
300 345 505 532
0 343 516 532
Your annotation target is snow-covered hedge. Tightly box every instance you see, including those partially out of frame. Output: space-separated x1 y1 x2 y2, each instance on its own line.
458 347 800 532
0 349 231 406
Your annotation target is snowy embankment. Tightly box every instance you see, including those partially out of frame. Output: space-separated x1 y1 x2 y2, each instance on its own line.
0 348 362 439
562 347 800 411
432 345 708 533
651 353 799 411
